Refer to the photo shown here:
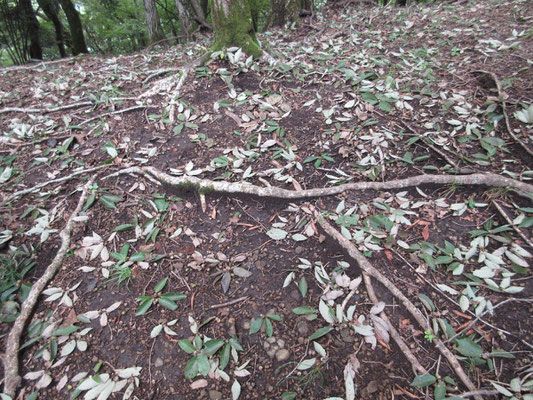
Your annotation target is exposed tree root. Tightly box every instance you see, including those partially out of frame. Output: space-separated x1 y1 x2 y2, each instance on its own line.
315 215 481 399
0 101 93 115
104 166 533 201
1 180 93 398
1 165 106 205
362 272 427 375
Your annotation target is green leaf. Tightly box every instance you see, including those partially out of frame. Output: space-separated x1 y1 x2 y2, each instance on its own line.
292 306 316 315
112 224 134 232
298 276 308 297
52 325 79 336
154 278 168 293
265 317 273 337
455 338 483 358
160 292 186 301
197 353 210 376
434 381 446 400
158 297 177 310
418 294 436 312
184 355 199 379
129 252 145 262
490 350 516 359
203 339 225 356
83 193 96 211
220 343 231 370
178 340 196 354
100 194 121 209
281 392 297 400
249 317 263 334
267 313 282 322
266 228 287 240
411 374 436 387
229 337 243 351
309 326 333 341
135 297 154 316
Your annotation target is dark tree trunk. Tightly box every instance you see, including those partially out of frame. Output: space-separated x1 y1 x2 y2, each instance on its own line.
19 0 42 59
36 0 67 57
58 0 88 55
271 0 300 27
142 0 165 43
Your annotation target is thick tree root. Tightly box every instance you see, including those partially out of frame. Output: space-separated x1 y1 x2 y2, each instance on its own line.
1 180 93 398
104 166 533 201
315 215 482 399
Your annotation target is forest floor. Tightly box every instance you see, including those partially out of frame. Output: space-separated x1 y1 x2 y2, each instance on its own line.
1 0 533 399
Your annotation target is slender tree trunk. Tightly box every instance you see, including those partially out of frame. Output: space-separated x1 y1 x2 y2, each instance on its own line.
174 0 193 38
58 0 88 55
19 0 42 59
211 0 262 57
142 0 165 43
36 0 66 57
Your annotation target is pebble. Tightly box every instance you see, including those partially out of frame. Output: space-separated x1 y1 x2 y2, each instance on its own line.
154 357 163 368
209 390 222 400
297 320 309 335
275 349 290 362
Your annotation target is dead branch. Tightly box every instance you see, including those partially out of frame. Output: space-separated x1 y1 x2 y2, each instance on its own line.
1 165 106 205
315 214 481 398
362 272 427 375
2 179 93 398
209 296 249 309
143 68 182 84
104 166 533 201
474 70 533 158
0 101 93 115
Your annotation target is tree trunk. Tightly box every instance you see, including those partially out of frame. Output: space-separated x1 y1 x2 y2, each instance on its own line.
58 0 88 55
19 0 42 59
174 0 193 38
211 0 262 58
142 0 165 43
271 0 300 27
36 0 67 57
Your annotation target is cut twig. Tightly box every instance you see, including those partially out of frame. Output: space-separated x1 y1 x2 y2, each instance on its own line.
315 214 481 398
209 296 249 309
103 166 533 201
2 179 93 398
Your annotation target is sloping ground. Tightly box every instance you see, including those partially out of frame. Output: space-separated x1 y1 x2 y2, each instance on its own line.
0 0 532 399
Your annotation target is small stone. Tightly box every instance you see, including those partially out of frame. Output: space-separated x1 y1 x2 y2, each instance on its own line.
243 321 250 330
297 320 309 335
209 390 223 400
266 337 277 344
365 380 379 394
154 357 164 367
295 246 304 254
277 338 285 348
267 348 277 358
275 349 290 362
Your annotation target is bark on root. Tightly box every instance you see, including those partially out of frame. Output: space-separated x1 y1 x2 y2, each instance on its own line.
105 165 533 201
1 180 93 398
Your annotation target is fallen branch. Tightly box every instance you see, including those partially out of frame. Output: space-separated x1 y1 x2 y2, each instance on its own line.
1 165 106 205
104 166 533 201
474 70 533 158
0 101 93 115
209 296 248 309
362 272 427 375
315 214 481 398
2 179 93 398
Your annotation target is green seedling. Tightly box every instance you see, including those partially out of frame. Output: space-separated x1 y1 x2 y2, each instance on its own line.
249 313 283 337
135 278 186 316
